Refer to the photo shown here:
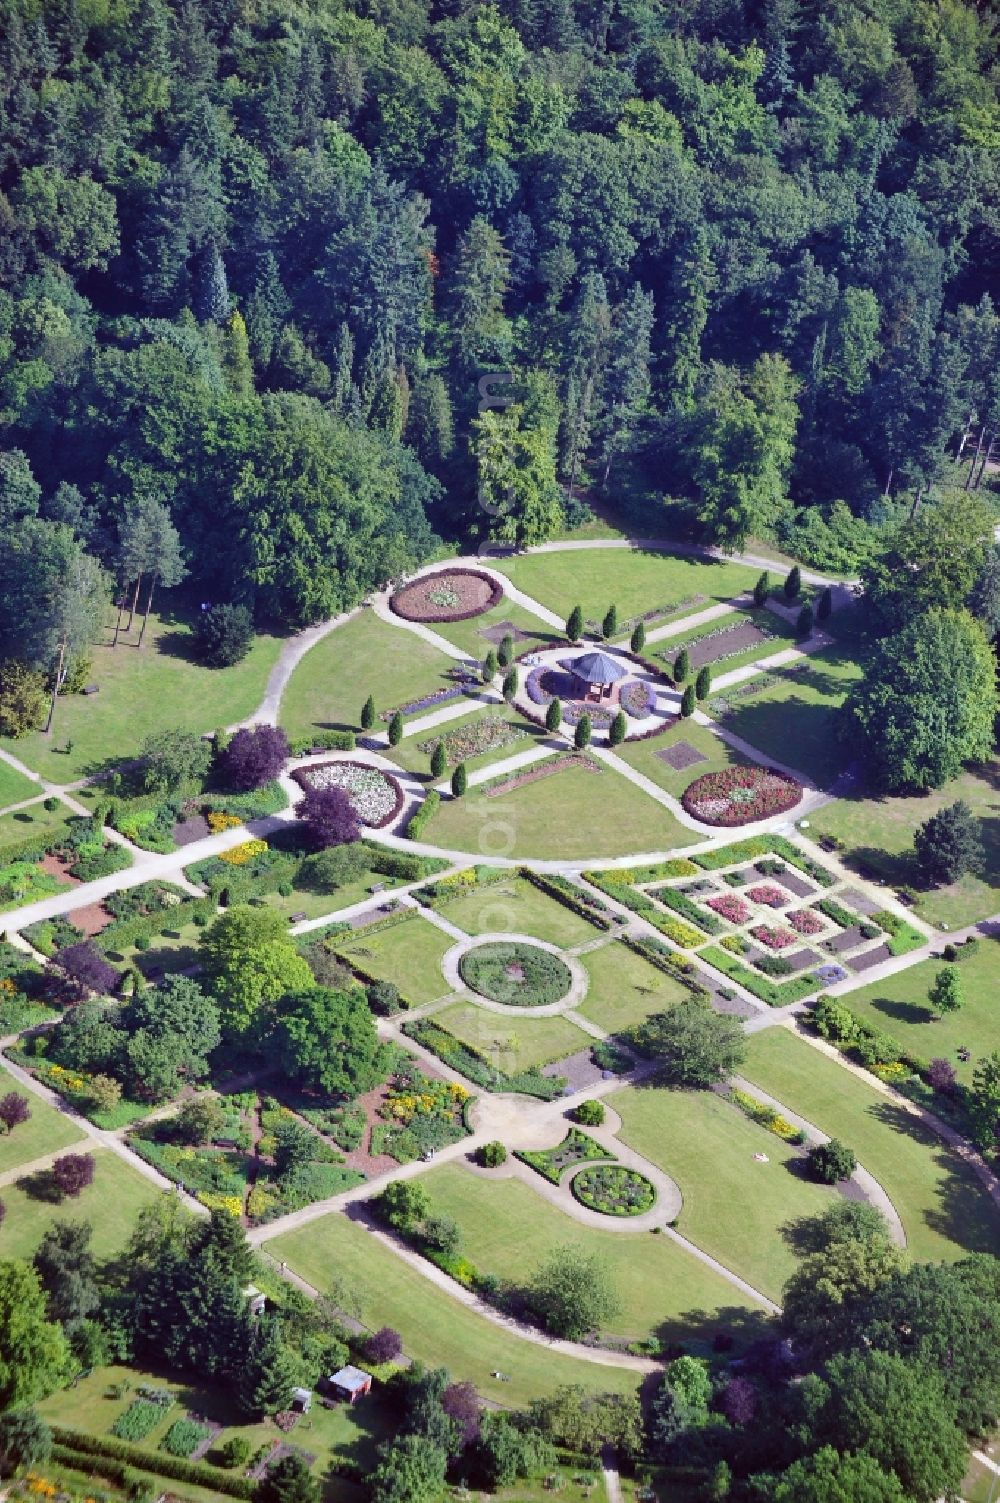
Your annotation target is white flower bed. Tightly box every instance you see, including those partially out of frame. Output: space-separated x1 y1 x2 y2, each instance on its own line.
300 762 400 825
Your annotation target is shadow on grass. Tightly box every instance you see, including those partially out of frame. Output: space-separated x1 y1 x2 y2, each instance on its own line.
867 994 935 1027
868 1098 1000 1254
655 1303 774 1357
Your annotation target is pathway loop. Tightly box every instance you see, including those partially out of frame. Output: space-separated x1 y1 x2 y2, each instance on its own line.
441 932 589 1016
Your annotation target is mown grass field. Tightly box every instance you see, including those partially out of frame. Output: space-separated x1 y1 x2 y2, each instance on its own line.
809 758 1000 928
430 1001 590 1072
577 940 691 1033
422 757 692 860
280 610 458 740
742 1027 1000 1261
432 875 600 948
613 1085 835 1300
1 598 283 781
264 1211 644 1407
0 1062 85 1172
0 762 42 811
492 549 759 623
0 1148 164 1260
419 1161 771 1344
335 913 455 1005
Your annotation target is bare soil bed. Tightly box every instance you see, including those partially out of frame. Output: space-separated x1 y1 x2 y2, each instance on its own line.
390 569 502 622
39 852 80 885
70 901 113 937
657 740 707 771
845 943 893 972
686 620 774 669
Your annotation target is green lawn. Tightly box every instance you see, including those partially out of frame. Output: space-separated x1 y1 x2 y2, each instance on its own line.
742 1027 1000 1261
837 936 1000 1088
434 876 600 948
388 703 546 781
104 920 205 979
0 801 75 863
264 1211 644 1407
432 1000 590 1072
616 719 749 802
613 1085 835 1301
0 1062 85 1172
422 757 692 859
279 610 458 740
577 940 691 1034
335 914 454 1005
492 549 759 624
0 1148 164 1260
430 597 559 661
808 759 1000 929
650 606 796 676
38 1360 389 1503
705 646 865 788
0 762 42 811
419 1162 771 1345
1 596 284 781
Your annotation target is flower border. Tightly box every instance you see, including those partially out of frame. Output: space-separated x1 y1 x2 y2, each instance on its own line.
292 760 406 829
389 568 504 623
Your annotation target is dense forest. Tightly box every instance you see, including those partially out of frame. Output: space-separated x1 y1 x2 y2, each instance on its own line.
1 0 999 662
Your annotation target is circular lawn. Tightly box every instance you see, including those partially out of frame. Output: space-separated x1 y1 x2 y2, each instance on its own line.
571 1164 656 1217
681 765 802 826
390 569 502 623
458 941 573 1008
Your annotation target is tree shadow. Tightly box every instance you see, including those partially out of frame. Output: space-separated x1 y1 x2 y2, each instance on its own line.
18 1167 63 1202
866 995 934 1027
655 1304 774 1358
868 1098 1000 1254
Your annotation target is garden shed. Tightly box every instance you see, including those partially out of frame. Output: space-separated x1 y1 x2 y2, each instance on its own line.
327 1366 373 1404
243 1284 266 1317
291 1387 313 1413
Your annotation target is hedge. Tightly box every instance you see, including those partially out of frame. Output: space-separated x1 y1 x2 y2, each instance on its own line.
403 1018 565 1099
699 945 818 1006
691 835 836 887
520 869 611 930
361 841 448 882
187 849 301 902
0 831 55 866
870 909 925 956
406 789 441 841
95 894 217 953
50 1428 256 1498
200 780 288 820
287 729 357 755
649 885 722 935
814 897 856 928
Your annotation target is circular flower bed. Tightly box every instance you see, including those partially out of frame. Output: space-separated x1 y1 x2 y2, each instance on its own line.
682 766 802 827
390 569 503 623
293 761 404 828
571 1165 656 1217
458 942 573 1008
619 680 654 719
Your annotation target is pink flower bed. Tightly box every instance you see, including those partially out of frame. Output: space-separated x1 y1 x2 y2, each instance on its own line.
747 884 787 908
706 894 752 924
750 924 798 950
681 765 802 826
787 908 825 935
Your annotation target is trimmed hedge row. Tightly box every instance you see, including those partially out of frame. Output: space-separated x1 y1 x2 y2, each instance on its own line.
287 729 357 755
691 835 836 887
50 1428 256 1498
406 789 440 841
650 885 722 935
520 869 611 930
700 945 818 1007
0 831 57 866
403 1018 565 1099
95 894 217 953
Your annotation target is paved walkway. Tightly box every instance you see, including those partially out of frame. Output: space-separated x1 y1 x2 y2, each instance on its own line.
232 605 364 729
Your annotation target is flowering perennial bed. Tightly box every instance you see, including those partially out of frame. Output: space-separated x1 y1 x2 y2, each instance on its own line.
619 680 654 718
682 766 802 826
571 1164 656 1217
787 908 825 935
749 924 798 950
293 761 404 828
380 674 478 720
390 568 502 621
482 753 600 799
418 715 526 767
705 893 752 924
746 884 789 908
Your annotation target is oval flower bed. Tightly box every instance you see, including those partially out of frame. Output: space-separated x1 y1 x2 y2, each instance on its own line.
458 941 572 1007
571 1164 656 1217
390 569 503 622
293 761 404 828
682 766 802 826
619 680 654 718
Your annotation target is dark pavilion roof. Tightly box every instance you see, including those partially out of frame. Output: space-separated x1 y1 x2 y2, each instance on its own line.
568 650 628 685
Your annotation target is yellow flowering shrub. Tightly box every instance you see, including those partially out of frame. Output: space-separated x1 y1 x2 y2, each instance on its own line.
0 977 15 993
207 811 243 833
197 1191 244 1217
219 838 269 866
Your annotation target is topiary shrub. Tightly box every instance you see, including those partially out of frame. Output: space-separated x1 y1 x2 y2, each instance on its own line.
753 572 769 608
387 711 403 746
602 604 618 639
480 1141 507 1167
807 1138 856 1183
695 666 711 700
566 605 583 642
681 684 696 717
784 566 801 600
546 698 563 733
481 648 498 683
451 763 467 798
796 603 814 639
573 1099 605 1127
673 648 690 683
630 621 646 653
361 695 375 730
430 742 447 779
574 714 592 749
609 710 626 746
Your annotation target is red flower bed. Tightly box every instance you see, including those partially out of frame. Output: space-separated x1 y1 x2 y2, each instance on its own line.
787 908 824 935
681 766 802 827
746 884 788 908
390 569 502 622
750 924 797 950
706 894 752 924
